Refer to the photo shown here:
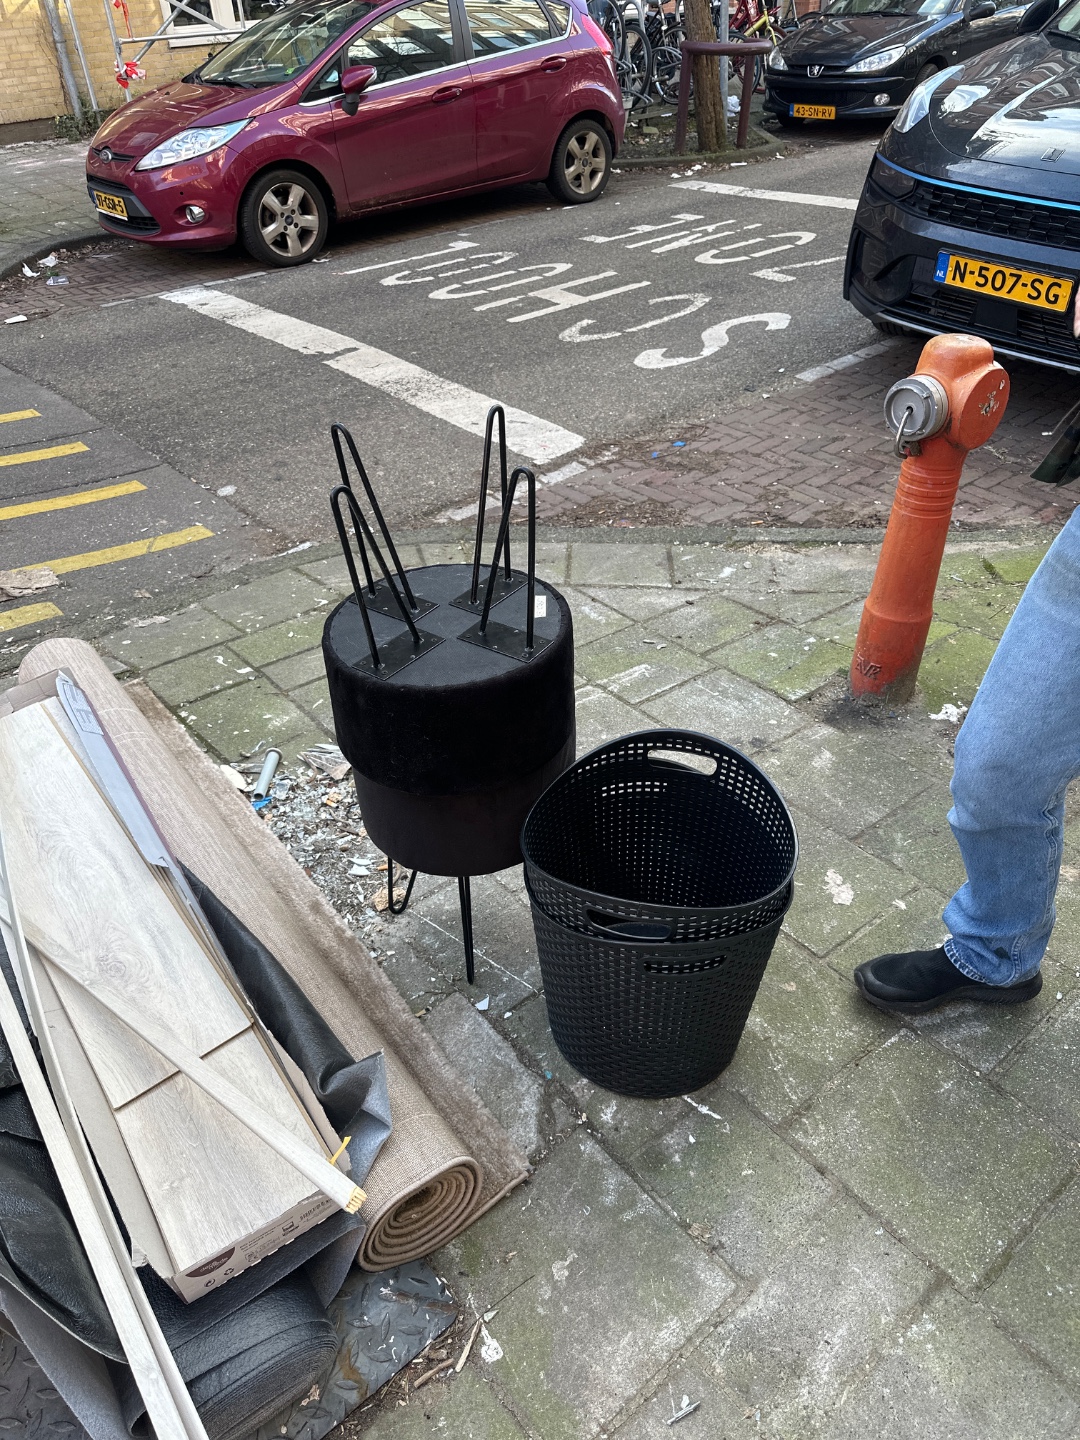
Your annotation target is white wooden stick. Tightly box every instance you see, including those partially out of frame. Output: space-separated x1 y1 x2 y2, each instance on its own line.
0 899 365 1217
0 815 209 1440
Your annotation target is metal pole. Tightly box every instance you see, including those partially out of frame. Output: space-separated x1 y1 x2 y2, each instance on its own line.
60 0 99 111
41 0 83 117
718 0 729 127
737 42 754 146
100 0 131 101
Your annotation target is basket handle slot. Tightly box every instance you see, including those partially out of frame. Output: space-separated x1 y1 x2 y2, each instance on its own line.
585 909 674 942
646 749 718 777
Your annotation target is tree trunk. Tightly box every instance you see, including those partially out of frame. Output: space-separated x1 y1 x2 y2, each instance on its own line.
683 0 726 153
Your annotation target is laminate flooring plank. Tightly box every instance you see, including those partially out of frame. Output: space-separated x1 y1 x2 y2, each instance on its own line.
110 1030 330 1273
0 703 248 1105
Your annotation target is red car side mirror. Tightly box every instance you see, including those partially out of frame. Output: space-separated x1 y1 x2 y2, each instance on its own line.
341 64 375 113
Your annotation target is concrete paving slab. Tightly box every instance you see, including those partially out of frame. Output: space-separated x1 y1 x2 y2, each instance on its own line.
143 646 249 708
856 784 967 897
202 571 333 631
182 678 328 761
794 1031 1078 1287
704 1196 932 1436
783 812 919 958
569 543 672 588
763 724 930 838
574 685 653 753
104 604 242 670
581 585 695 623
640 670 807 754
916 630 1000 715
998 994 1080 1142
829 1287 1080 1440
647 593 769 654
558 588 636 645
713 935 896 1125
425 993 545 1158
576 629 708 703
609 1351 751 1440
986 1179 1080 1392
628 1084 833 1276
262 646 327 692
716 624 851 702
435 1133 737 1440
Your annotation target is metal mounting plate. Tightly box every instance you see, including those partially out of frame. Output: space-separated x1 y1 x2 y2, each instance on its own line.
360 578 438 621
449 569 526 614
457 618 552 663
352 629 445 679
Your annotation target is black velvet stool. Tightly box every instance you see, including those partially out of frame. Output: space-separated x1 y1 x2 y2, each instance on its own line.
321 416 575 981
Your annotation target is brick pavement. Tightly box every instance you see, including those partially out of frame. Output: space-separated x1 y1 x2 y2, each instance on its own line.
526 341 1080 532
80 529 1080 1440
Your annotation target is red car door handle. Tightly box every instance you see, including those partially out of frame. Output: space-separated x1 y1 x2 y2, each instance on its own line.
432 85 463 101
540 55 568 71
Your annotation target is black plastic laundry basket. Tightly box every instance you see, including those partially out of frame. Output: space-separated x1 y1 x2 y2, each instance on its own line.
521 730 797 1097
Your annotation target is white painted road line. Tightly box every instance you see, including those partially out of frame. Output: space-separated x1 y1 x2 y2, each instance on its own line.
337 240 478 275
161 285 584 464
753 255 846 282
670 180 860 211
796 339 898 384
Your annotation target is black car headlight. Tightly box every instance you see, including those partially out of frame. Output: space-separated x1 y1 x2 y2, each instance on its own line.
869 154 916 200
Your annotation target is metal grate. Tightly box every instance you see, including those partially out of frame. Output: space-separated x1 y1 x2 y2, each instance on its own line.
900 178 1080 252
897 287 1080 363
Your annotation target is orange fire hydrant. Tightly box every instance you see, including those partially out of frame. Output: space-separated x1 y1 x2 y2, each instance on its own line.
849 333 1009 704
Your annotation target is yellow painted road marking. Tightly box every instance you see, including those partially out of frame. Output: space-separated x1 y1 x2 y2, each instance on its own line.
0 602 62 631
19 524 214 577
0 442 89 468
0 410 41 425
0 479 146 523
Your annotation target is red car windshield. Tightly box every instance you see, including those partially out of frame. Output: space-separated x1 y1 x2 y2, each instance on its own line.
196 0 378 86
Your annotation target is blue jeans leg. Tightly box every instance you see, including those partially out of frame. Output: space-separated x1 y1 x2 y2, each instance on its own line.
943 509 1080 986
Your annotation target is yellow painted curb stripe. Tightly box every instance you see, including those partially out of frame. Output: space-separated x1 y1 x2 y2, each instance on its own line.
0 479 146 523
0 602 63 631
0 410 41 425
0 442 89 468
21 524 214 577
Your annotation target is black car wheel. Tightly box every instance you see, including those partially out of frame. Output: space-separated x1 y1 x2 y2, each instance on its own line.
547 119 612 204
239 168 328 267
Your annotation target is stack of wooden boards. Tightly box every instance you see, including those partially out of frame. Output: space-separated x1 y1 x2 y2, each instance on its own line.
0 671 367 1440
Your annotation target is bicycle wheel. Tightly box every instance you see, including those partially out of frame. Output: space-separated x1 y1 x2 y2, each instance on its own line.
652 43 685 104
623 21 653 95
728 29 765 93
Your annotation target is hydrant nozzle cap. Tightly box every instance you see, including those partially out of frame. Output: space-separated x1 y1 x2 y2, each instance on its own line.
883 375 949 447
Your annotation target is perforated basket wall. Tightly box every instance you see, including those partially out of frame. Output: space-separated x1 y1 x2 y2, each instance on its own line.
531 900 788 1097
522 730 798 944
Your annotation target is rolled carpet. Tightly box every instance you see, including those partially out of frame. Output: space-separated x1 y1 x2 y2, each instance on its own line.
17 639 528 1269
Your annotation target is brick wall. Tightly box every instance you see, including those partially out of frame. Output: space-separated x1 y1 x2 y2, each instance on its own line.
1 0 221 125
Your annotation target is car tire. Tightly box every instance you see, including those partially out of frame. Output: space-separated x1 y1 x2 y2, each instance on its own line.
547 119 613 204
239 169 328 267
773 111 804 128
873 319 911 336
913 61 939 85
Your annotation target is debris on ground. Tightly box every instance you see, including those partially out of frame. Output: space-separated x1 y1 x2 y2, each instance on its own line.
0 566 58 598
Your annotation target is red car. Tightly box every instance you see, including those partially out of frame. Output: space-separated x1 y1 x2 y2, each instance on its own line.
86 0 624 265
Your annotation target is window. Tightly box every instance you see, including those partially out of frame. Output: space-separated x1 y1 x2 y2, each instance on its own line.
344 1 456 83
545 0 571 33
463 0 553 55
168 0 374 56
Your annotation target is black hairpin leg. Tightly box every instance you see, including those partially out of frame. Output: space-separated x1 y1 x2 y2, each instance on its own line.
458 875 475 985
386 857 417 915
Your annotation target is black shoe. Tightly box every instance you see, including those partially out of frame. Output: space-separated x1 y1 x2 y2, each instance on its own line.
854 945 1043 1016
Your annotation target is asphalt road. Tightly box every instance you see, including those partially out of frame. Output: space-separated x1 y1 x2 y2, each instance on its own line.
0 137 879 633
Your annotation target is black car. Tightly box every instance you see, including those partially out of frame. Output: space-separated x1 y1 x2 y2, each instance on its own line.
845 2 1080 370
764 0 1051 125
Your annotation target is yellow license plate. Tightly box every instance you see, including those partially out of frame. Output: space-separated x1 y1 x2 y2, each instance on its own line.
93 190 127 218
935 251 1073 312
791 103 835 119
